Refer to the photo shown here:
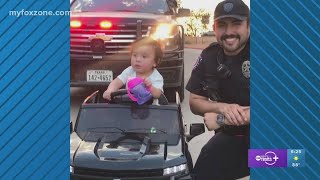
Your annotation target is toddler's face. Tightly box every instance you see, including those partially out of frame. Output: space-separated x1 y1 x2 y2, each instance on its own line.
131 45 156 74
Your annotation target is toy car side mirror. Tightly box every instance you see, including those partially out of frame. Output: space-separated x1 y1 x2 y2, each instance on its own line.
177 8 190 17
186 123 205 142
70 121 73 133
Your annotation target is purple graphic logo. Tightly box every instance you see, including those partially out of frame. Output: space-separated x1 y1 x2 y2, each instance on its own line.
249 149 287 167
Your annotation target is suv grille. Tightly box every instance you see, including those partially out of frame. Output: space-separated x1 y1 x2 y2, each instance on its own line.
70 23 151 56
75 167 163 177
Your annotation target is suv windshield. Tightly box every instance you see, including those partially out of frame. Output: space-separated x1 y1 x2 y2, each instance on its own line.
71 0 170 14
76 106 180 135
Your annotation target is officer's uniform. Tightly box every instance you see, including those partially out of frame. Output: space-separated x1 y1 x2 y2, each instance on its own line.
186 41 250 179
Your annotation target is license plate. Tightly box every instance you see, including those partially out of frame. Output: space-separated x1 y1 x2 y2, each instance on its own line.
87 70 113 82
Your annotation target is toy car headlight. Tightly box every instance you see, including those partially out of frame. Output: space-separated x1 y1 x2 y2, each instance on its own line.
70 166 74 173
151 23 176 40
163 164 187 176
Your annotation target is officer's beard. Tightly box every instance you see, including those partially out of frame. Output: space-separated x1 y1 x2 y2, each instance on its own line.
219 34 249 56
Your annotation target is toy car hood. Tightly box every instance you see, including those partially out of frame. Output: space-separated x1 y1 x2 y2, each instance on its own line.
70 132 186 170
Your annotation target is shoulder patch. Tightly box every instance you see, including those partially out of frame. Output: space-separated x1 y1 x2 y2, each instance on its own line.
193 56 203 70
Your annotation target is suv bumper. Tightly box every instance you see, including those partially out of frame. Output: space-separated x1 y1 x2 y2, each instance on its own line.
70 174 192 180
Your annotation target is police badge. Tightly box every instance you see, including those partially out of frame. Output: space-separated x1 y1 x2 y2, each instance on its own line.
242 60 250 78
224 3 233 12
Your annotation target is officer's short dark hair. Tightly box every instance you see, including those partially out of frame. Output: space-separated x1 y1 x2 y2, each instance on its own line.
246 14 250 26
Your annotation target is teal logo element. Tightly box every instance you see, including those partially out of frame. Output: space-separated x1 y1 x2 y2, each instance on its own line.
287 149 305 167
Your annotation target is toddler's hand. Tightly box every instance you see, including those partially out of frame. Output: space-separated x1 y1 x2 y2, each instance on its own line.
144 78 152 88
103 89 113 100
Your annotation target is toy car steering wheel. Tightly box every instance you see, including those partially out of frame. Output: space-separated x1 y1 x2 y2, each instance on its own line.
110 89 136 104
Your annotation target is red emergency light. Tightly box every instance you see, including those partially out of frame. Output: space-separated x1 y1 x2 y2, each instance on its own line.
100 21 112 29
70 20 82 28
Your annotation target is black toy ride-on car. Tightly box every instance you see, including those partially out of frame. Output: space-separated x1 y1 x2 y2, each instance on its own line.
70 90 205 180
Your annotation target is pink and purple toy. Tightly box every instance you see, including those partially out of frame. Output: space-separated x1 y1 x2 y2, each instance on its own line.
127 77 153 105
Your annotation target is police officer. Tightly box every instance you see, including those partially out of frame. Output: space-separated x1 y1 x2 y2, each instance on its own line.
186 0 250 179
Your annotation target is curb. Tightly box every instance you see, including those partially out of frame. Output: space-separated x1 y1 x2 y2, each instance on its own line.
184 47 204 50
184 45 207 50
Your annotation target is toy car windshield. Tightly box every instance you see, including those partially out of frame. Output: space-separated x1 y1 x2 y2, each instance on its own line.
76 105 180 143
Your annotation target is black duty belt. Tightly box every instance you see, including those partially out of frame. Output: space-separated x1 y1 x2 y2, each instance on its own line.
216 125 250 136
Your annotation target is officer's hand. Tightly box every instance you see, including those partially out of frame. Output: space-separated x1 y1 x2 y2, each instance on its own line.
243 107 250 123
220 103 247 126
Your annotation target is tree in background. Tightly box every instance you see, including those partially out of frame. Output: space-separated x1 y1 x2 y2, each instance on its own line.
176 0 182 7
183 9 211 37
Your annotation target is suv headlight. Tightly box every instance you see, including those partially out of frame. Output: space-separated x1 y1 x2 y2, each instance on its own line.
70 166 74 173
163 164 187 176
151 23 177 40
149 23 180 51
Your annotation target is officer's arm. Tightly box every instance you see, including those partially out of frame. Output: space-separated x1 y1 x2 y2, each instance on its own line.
189 93 223 117
203 112 221 130
187 51 224 116
204 108 250 130
190 93 250 125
